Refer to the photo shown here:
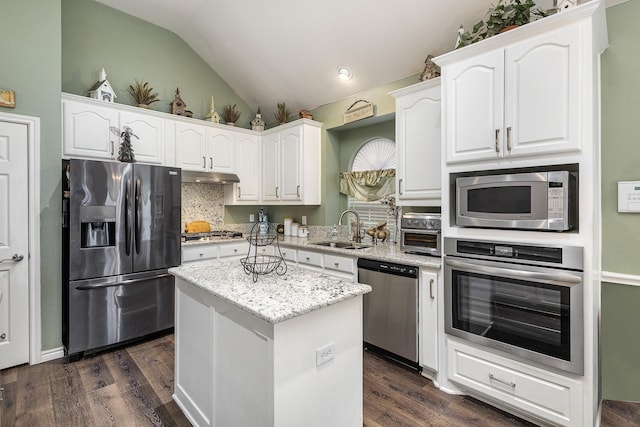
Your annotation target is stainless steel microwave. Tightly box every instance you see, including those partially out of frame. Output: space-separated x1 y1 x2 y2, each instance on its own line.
456 170 577 231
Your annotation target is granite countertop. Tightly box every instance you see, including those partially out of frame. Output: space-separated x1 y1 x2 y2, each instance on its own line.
169 259 371 324
182 234 442 269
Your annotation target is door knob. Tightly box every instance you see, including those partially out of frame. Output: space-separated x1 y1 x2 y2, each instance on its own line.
0 254 24 263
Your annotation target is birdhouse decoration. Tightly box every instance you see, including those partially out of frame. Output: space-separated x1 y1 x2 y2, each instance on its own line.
204 96 220 123
556 0 577 12
251 108 266 131
88 68 116 103
171 87 187 116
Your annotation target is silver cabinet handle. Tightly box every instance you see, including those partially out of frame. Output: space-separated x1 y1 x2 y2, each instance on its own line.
399 178 404 195
111 141 115 156
202 156 206 168
0 254 24 263
233 249 238 253
305 257 310 261
276 187 279 198
429 278 434 300
209 157 213 169
237 186 241 198
495 129 500 153
334 262 339 267
506 126 512 152
297 185 300 198
489 373 516 389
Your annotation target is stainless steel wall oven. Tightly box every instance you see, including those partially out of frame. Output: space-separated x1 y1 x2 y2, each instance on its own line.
444 238 584 375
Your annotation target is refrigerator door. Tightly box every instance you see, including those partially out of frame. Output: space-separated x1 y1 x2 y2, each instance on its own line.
132 164 181 272
69 159 133 280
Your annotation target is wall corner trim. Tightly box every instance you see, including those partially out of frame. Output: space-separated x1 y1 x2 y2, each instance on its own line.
39 347 65 364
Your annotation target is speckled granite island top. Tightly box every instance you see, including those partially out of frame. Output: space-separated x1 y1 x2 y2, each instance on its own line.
169 259 371 324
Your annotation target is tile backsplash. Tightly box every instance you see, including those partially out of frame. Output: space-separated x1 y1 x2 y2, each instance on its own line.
181 183 225 229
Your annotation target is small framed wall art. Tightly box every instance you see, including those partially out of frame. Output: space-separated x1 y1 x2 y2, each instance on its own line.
0 89 16 108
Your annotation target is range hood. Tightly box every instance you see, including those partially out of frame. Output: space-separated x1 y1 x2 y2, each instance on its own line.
181 170 240 184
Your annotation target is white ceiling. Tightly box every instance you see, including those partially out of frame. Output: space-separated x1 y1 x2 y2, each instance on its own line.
94 0 618 118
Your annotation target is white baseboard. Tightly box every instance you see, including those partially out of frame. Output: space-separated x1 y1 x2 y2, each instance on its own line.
601 271 640 287
40 346 65 363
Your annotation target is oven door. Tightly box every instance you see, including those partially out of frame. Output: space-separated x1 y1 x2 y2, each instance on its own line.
444 256 583 375
400 230 441 256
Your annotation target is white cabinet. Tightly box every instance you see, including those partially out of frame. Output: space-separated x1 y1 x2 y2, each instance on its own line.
229 133 260 203
62 97 119 160
419 270 438 373
208 127 236 174
390 78 441 206
62 94 167 164
440 24 582 164
182 244 219 263
175 121 208 171
260 120 322 205
119 110 165 164
447 338 583 427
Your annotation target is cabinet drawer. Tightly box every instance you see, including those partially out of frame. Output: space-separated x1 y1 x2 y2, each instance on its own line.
448 339 581 426
254 246 275 256
324 254 354 274
297 250 322 268
219 241 249 258
182 244 219 263
279 247 297 262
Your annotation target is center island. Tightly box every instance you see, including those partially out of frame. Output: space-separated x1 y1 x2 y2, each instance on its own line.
169 259 372 427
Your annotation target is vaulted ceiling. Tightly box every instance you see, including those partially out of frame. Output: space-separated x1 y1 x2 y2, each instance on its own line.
94 0 621 118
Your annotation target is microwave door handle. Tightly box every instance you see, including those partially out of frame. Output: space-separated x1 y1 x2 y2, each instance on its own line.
445 259 582 287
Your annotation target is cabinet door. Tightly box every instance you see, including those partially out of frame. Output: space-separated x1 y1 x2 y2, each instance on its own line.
175 122 207 171
396 84 441 205
119 111 164 164
280 127 302 201
207 128 236 173
504 26 582 158
62 99 119 160
444 49 504 164
261 134 280 201
420 270 438 372
235 134 260 201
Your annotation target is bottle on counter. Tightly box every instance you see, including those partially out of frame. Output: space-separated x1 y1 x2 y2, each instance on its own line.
291 222 299 237
284 218 293 236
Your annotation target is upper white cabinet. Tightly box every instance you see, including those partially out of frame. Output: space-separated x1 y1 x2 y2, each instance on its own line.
62 96 119 160
391 78 441 206
439 24 582 164
62 94 167 164
174 121 208 171
259 120 322 205
226 133 261 203
209 128 236 174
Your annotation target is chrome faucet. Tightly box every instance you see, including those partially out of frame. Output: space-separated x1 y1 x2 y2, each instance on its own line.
338 209 361 243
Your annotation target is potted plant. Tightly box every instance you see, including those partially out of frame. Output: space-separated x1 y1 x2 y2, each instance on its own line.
221 104 241 125
274 102 290 125
457 0 555 48
128 79 160 108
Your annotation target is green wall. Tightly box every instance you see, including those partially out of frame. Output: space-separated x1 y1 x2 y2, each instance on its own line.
600 0 640 402
0 0 62 350
62 0 253 127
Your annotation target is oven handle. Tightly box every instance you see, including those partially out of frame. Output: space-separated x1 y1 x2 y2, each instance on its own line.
445 258 582 286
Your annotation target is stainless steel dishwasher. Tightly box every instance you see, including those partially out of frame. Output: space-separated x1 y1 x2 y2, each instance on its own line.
358 258 419 367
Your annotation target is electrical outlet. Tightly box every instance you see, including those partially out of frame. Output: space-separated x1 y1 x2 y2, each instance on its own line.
301 215 307 225
249 214 255 222
316 343 335 367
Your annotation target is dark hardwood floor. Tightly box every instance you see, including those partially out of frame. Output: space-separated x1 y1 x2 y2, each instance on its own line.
1 334 638 426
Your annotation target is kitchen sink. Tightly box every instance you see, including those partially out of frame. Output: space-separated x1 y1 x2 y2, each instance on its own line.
311 241 372 250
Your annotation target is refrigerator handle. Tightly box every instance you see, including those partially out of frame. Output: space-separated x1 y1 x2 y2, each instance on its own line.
125 178 132 256
135 178 141 255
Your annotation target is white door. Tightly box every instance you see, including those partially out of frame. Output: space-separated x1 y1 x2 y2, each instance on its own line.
0 121 29 369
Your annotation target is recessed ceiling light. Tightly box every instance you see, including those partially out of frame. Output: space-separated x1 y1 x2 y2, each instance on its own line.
337 65 352 81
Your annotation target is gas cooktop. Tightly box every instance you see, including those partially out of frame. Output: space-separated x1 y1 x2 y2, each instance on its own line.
181 230 243 242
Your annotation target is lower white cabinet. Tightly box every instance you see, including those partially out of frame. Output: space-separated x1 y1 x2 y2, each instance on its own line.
296 249 323 271
182 244 219 263
281 245 356 281
447 338 583 427
219 241 249 259
419 270 438 374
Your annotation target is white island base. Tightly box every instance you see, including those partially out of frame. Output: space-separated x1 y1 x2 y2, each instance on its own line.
173 276 365 427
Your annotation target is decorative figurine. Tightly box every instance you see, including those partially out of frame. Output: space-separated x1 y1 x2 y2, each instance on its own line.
205 96 220 123
556 0 577 12
366 222 390 245
419 54 441 81
111 126 138 163
298 109 313 120
251 108 266 131
171 87 187 116
88 68 116 102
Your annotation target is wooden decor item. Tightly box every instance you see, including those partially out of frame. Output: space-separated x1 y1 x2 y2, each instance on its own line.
0 89 15 108
344 99 374 124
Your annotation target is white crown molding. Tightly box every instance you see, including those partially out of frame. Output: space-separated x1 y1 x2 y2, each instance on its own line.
605 0 629 8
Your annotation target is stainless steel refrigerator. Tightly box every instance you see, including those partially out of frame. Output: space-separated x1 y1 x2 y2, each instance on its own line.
62 159 181 357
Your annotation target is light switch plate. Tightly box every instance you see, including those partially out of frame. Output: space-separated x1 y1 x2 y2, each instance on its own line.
618 181 640 212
